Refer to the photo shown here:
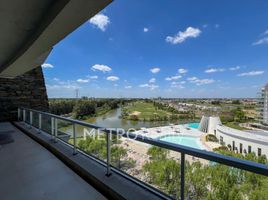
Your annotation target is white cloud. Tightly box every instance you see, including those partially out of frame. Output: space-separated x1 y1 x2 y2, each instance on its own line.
139 83 159 90
46 84 80 90
87 75 98 79
229 66 240 71
41 63 54 68
165 75 182 81
143 27 149 32
166 27 201 44
149 78 156 83
170 81 185 89
150 85 159 90
196 79 215 85
77 79 89 83
263 30 268 35
253 37 268 45
150 67 160 74
89 13 110 31
76 75 98 84
262 30 268 35
187 77 198 82
171 84 185 89
107 76 119 81
125 86 132 89
238 71 264 77
178 68 188 74
139 84 149 88
205 68 225 73
91 64 112 72
187 76 215 86
253 30 268 45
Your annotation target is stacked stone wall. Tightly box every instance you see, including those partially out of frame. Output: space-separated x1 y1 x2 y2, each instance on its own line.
0 67 49 121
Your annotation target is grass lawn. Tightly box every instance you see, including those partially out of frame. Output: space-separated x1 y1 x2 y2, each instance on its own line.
123 101 172 120
224 122 250 130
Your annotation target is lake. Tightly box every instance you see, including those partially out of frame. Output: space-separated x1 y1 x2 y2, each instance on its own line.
60 107 196 137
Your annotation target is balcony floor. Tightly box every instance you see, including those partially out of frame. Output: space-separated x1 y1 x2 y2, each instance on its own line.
0 122 106 200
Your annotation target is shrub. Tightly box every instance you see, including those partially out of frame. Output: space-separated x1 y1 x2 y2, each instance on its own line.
205 134 219 142
213 146 229 152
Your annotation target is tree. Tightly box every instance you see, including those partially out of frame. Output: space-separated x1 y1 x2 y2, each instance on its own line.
147 146 168 160
232 107 246 122
72 100 96 119
111 146 127 169
232 100 241 105
143 159 181 198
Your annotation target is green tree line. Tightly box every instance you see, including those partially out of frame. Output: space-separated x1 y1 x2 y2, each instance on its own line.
49 98 126 119
143 146 268 200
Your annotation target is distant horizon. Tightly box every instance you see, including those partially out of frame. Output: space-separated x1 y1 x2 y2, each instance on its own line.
48 96 259 100
42 0 268 98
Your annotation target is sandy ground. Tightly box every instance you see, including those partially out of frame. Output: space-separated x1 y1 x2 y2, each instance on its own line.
131 111 141 116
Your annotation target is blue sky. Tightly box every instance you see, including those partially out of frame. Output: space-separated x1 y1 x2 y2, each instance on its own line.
43 0 268 98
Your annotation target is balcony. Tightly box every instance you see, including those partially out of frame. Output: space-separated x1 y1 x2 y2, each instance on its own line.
2 107 267 200
0 122 106 200
1 1 268 199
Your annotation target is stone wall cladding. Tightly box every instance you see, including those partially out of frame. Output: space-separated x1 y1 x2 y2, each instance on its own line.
0 66 49 122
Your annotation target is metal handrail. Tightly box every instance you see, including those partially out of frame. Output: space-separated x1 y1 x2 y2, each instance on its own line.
18 107 268 200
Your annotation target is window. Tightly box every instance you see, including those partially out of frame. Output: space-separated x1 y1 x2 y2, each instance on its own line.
258 148 262 156
248 145 252 153
240 143 243 154
220 136 223 145
232 141 235 151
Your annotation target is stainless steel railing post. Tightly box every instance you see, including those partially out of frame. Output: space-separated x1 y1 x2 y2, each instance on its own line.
51 117 54 140
54 118 58 143
23 109 26 123
181 153 185 200
73 123 77 155
106 130 111 176
38 113 42 133
29 111 33 129
18 108 20 121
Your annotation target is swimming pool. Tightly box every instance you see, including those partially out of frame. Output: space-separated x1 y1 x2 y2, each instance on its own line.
160 135 204 150
188 123 200 129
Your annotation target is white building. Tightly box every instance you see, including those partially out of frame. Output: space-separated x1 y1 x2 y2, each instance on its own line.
199 116 222 135
216 125 268 157
258 84 268 126
199 115 268 157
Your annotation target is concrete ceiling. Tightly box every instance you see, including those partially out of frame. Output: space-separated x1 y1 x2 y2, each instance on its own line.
0 0 112 78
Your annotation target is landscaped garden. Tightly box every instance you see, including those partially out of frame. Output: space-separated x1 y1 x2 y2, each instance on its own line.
121 100 195 121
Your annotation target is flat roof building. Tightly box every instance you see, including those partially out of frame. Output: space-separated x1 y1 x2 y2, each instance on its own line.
258 84 268 126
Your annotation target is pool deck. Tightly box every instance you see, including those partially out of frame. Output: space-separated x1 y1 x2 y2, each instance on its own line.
134 124 221 151
135 124 203 139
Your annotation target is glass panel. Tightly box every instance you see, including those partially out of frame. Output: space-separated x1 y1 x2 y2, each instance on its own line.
75 124 107 162
110 134 182 199
32 112 39 128
41 114 52 134
56 119 73 144
56 121 108 162
25 110 30 124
